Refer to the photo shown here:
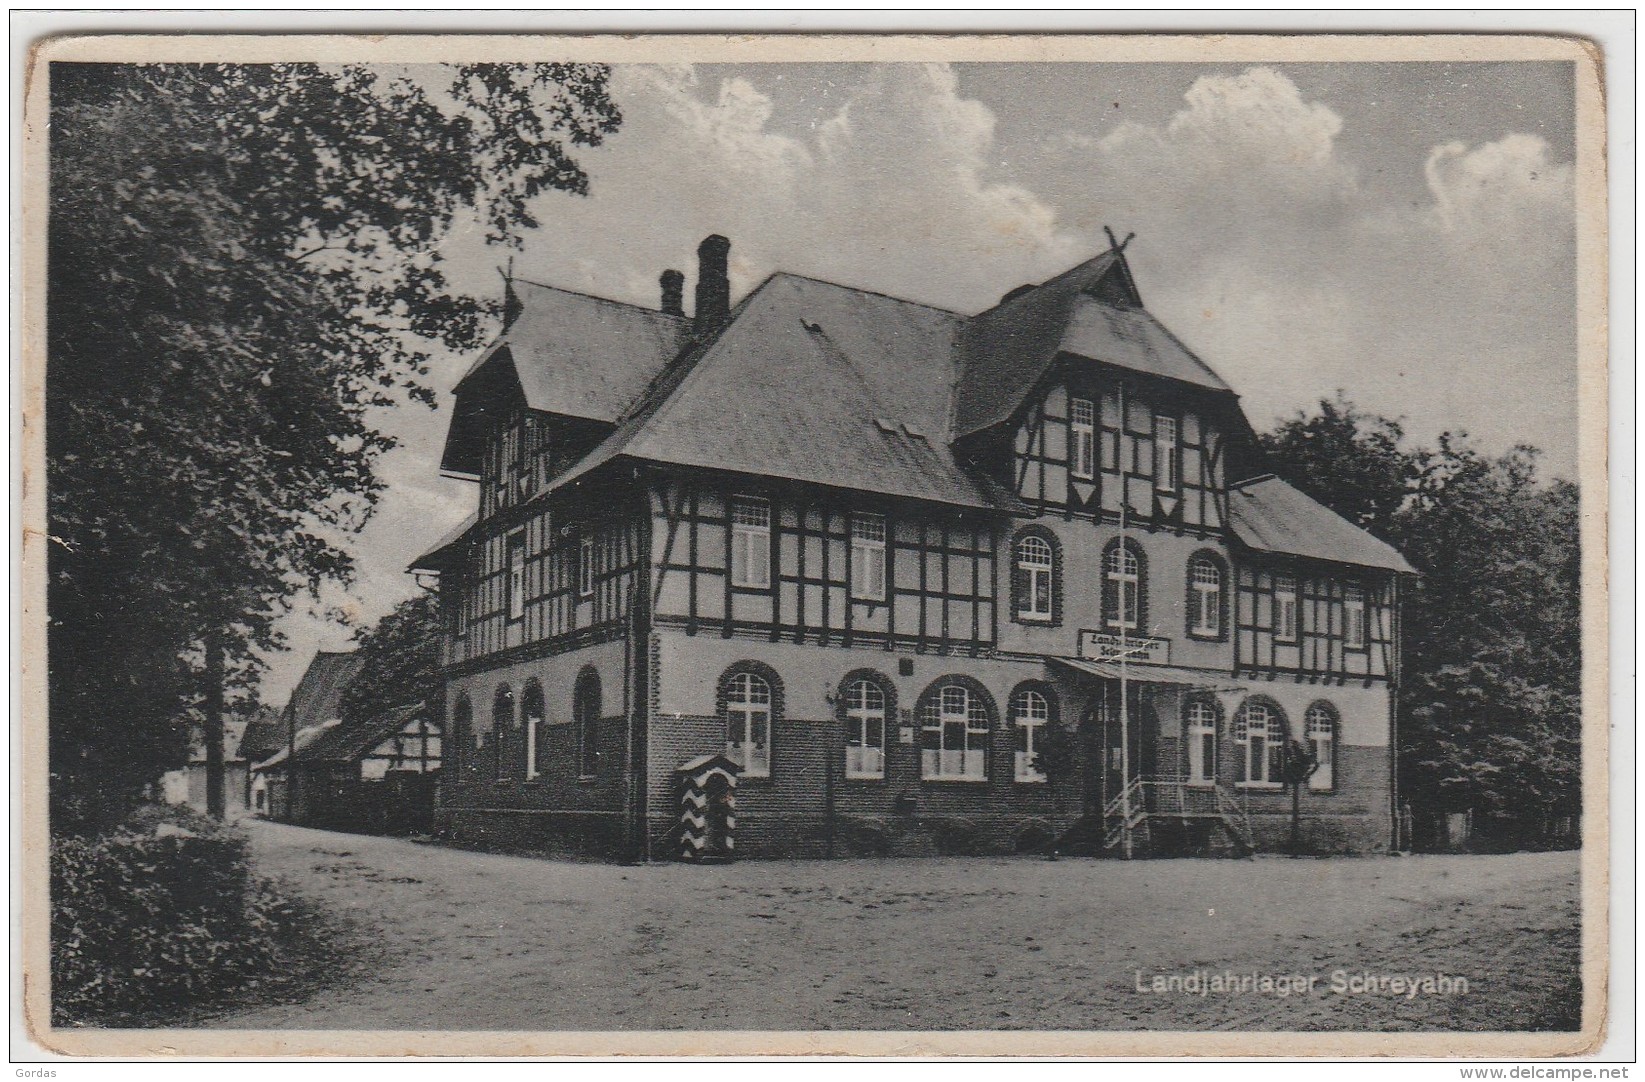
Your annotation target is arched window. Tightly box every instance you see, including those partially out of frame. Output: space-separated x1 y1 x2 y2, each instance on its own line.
492 685 514 781
574 669 601 779
1014 531 1057 623
1234 699 1286 787
522 680 546 780
842 678 886 779
1305 702 1338 791
1010 685 1056 783
1102 539 1146 631
1184 698 1219 784
452 694 473 778
920 679 992 780
723 672 772 777
1187 553 1226 639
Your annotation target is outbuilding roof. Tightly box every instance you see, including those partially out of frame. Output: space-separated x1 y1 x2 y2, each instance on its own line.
283 651 364 736
1228 475 1415 574
294 703 428 765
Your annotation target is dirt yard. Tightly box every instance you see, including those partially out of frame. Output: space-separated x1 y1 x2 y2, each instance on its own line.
208 820 1580 1033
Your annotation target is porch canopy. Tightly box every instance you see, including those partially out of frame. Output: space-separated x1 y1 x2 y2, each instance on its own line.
1048 656 1242 693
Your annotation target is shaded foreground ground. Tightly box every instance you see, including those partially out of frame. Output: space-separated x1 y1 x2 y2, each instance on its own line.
211 820 1580 1032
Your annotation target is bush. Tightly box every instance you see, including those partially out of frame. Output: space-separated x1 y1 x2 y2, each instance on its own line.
51 812 326 1026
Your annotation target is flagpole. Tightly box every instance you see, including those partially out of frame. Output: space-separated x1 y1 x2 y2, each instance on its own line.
1118 377 1133 860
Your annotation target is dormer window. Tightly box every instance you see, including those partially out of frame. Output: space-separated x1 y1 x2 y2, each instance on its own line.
1070 397 1095 479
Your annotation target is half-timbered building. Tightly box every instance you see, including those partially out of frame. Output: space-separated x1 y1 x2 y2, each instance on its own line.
412 234 1413 859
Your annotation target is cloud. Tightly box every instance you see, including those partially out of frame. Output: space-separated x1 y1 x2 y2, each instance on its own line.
1036 68 1576 471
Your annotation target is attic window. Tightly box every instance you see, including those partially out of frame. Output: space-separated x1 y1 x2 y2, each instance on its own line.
873 418 899 434
900 422 928 443
801 319 823 334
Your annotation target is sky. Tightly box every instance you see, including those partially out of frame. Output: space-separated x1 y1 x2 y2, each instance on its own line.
257 59 1578 706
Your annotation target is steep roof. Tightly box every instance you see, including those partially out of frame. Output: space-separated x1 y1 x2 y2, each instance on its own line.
1228 476 1415 574
547 273 1010 512
234 711 286 763
441 282 689 475
953 249 1230 439
457 281 690 421
409 512 477 574
290 703 428 765
284 651 364 735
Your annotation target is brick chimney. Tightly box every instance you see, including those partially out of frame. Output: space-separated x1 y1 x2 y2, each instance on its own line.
659 269 685 317
693 234 731 332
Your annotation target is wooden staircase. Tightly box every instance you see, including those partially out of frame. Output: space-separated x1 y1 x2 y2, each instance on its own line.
1096 775 1254 858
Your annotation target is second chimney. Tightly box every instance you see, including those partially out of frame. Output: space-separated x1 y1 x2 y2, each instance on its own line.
659 269 685 317
693 234 731 332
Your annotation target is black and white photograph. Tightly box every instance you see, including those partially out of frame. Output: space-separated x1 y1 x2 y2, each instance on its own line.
19 27 1614 1061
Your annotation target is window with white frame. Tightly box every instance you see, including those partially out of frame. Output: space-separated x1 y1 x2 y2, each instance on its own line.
1016 535 1054 621
1234 701 1283 787
1104 542 1143 630
507 532 526 622
1186 700 1218 783
1188 555 1222 637
578 534 595 598
843 678 885 779
1306 704 1335 791
1070 397 1095 479
730 498 771 588
1343 584 1367 648
921 683 989 780
1154 415 1179 492
724 672 771 777
1012 689 1050 782
1275 573 1299 642
850 515 886 601
522 681 545 780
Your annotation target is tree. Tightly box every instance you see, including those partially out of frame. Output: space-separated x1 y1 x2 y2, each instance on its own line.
47 63 621 832
1032 719 1079 860
1260 393 1420 536
1277 739 1319 854
340 593 445 725
1258 399 1581 847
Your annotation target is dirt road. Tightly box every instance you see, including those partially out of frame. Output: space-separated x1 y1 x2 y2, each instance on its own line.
210 820 1580 1032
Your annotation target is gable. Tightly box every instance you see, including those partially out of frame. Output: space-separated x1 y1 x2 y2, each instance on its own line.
953 248 1230 442
441 282 690 476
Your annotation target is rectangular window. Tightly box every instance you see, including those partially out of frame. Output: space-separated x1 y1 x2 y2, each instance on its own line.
525 718 539 781
1275 574 1299 642
500 421 521 508
730 498 771 588
506 532 526 622
578 534 595 598
1154 415 1178 492
1070 397 1095 479
850 514 887 601
1344 584 1367 648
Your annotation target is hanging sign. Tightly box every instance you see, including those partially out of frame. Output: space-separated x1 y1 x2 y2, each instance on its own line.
1078 630 1171 665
